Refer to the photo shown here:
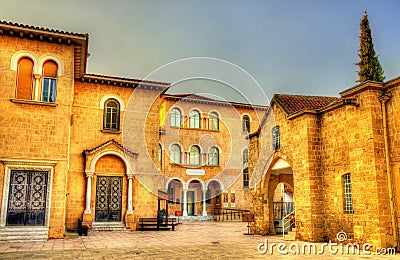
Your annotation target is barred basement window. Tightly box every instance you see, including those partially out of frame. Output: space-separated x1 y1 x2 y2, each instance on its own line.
343 173 354 214
272 126 280 150
103 99 120 131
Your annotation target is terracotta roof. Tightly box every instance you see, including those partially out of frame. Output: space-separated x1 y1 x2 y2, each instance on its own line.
273 94 338 115
0 20 87 37
163 93 269 110
0 20 88 78
81 73 170 91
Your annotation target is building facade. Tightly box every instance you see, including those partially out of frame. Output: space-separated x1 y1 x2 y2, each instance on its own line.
249 80 400 249
0 21 264 240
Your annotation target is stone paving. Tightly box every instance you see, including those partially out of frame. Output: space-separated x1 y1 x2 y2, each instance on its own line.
0 222 397 259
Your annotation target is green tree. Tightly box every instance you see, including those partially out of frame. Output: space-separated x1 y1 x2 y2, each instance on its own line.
355 11 385 83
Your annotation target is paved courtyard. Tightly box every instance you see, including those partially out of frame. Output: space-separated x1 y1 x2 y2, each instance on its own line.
0 222 397 259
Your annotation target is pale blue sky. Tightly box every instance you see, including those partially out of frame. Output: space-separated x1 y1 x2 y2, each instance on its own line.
1 1 399 105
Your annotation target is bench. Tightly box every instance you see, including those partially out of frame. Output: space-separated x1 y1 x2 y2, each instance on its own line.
138 217 178 231
78 218 89 236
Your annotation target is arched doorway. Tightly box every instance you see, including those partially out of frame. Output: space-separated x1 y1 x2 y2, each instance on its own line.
187 180 203 216
166 178 183 216
263 158 294 235
94 154 126 222
206 180 223 215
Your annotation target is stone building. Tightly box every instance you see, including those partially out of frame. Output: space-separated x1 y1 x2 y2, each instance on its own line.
0 20 264 240
249 79 400 249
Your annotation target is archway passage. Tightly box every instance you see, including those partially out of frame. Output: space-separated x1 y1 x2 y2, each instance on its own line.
167 179 183 216
262 158 294 235
206 180 222 215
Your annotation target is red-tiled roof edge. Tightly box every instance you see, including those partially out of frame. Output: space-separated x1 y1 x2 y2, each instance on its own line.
273 94 339 115
163 93 269 110
0 20 88 37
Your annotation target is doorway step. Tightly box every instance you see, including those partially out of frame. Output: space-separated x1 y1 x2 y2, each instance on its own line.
92 221 126 231
0 227 48 242
180 216 214 222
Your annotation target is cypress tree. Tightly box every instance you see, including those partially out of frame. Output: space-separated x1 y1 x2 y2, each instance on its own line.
355 11 385 83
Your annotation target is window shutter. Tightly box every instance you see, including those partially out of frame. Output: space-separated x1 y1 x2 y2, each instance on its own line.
43 60 58 78
16 58 34 99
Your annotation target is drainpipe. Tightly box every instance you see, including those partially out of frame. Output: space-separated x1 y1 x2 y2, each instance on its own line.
379 93 398 247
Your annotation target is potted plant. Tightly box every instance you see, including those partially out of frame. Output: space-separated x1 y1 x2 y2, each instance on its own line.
158 209 166 224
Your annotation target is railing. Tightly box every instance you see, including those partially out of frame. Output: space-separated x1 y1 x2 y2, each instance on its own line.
213 208 250 221
273 202 294 219
282 210 295 239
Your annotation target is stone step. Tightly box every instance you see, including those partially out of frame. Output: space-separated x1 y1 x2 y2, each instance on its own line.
91 221 127 231
0 227 48 242
180 216 215 222
283 234 296 241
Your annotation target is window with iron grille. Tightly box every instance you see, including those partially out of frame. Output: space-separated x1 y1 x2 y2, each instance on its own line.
343 173 354 214
243 149 249 188
272 126 280 150
103 99 120 131
242 115 250 133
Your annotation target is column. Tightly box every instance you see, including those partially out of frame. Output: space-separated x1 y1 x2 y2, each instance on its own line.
34 74 41 100
127 175 134 214
202 189 207 216
183 189 188 216
84 171 94 214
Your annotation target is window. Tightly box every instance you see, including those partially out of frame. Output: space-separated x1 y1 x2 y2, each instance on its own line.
41 60 58 102
158 143 163 168
103 99 120 131
190 110 200 128
242 115 250 133
209 112 219 130
170 144 181 164
209 147 219 166
16 57 34 100
171 108 181 127
272 126 280 150
206 189 211 205
343 173 354 214
167 186 175 204
243 149 249 188
189 145 200 165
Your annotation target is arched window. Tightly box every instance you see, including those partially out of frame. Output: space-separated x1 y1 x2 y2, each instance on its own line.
209 112 219 130
16 57 34 100
343 173 354 214
272 126 280 150
158 143 163 167
190 110 200 128
41 60 58 102
171 108 181 127
103 99 120 131
189 145 200 165
209 147 219 166
170 144 181 164
243 149 249 188
242 115 250 133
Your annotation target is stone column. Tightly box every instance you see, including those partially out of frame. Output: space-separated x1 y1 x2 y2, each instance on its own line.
84 171 94 214
183 189 188 216
202 189 207 216
33 74 41 100
127 174 134 214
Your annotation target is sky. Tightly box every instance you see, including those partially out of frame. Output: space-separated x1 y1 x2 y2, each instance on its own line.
1 0 400 105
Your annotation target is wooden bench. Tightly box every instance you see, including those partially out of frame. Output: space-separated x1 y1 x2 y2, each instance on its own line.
138 217 178 231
